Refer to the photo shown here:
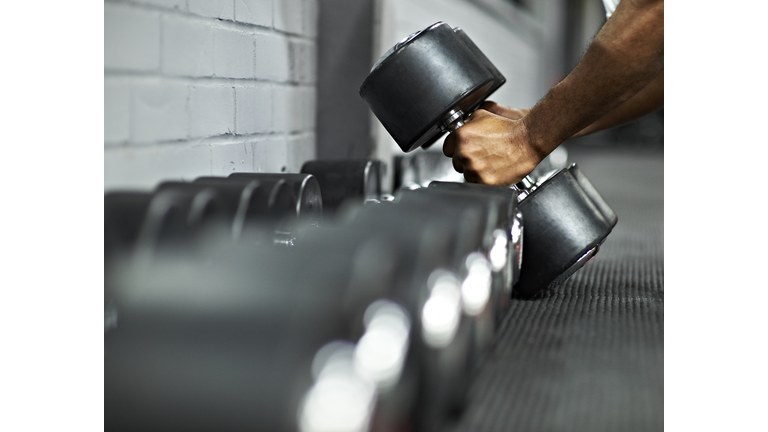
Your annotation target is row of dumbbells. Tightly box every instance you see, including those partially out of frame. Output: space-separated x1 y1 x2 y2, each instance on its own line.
105 152 614 432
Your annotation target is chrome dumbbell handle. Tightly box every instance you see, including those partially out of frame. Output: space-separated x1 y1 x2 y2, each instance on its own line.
511 176 537 201
441 109 466 133
440 109 538 198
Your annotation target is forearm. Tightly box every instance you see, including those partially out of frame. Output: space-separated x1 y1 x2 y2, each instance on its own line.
523 0 664 155
573 71 664 137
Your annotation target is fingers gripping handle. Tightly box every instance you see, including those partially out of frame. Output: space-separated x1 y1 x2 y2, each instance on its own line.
441 107 535 192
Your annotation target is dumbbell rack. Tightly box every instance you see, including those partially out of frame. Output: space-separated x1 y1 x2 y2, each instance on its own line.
106 152 624 432
105 158 535 432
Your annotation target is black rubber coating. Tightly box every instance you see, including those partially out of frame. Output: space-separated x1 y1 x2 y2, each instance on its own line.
300 160 382 213
226 173 323 223
452 27 506 114
359 22 495 152
514 167 612 298
568 164 618 228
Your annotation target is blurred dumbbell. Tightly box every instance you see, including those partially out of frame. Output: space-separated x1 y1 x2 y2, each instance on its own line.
225 172 323 225
300 160 387 213
196 173 323 244
105 241 351 432
106 218 465 432
341 193 503 371
104 191 153 267
427 181 525 294
292 219 477 432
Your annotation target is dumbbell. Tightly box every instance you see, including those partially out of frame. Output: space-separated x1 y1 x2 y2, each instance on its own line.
105 241 352 432
106 219 463 432
341 194 504 375
105 174 322 300
426 181 525 293
104 191 154 267
360 21 618 298
294 218 476 431
417 175 615 300
510 164 617 297
196 173 323 244
359 22 505 153
226 172 323 225
300 159 386 214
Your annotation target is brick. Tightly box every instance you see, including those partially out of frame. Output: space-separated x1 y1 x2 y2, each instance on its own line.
273 0 304 35
104 78 131 145
132 0 186 10
210 141 255 175
288 40 303 83
189 85 235 138
272 86 300 133
213 28 255 78
104 3 160 71
234 0 272 27
235 86 272 134
132 80 188 142
253 138 288 173
302 87 317 131
104 144 211 190
277 86 315 132
304 0 319 38
161 16 214 77
306 42 317 84
188 0 235 21
289 40 316 84
285 133 315 172
255 32 290 81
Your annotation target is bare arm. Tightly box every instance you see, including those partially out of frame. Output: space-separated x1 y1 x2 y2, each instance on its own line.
443 0 664 185
572 70 663 137
481 70 663 138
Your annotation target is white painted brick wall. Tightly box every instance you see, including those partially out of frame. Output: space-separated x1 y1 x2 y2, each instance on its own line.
161 16 215 77
235 85 272 134
104 78 131 145
105 0 318 191
213 28 255 78
255 32 290 81
273 0 304 35
235 0 272 27
210 141 255 175
104 3 160 72
189 85 235 137
253 137 289 172
188 0 235 21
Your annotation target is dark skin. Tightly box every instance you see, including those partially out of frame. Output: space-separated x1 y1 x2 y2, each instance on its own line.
443 0 664 185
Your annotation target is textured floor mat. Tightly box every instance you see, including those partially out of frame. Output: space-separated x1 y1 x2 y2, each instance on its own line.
443 143 664 432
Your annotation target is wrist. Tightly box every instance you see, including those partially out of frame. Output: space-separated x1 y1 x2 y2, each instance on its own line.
520 100 564 161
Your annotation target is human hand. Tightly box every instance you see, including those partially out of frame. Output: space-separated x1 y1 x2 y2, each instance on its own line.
479 101 530 121
442 108 544 186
